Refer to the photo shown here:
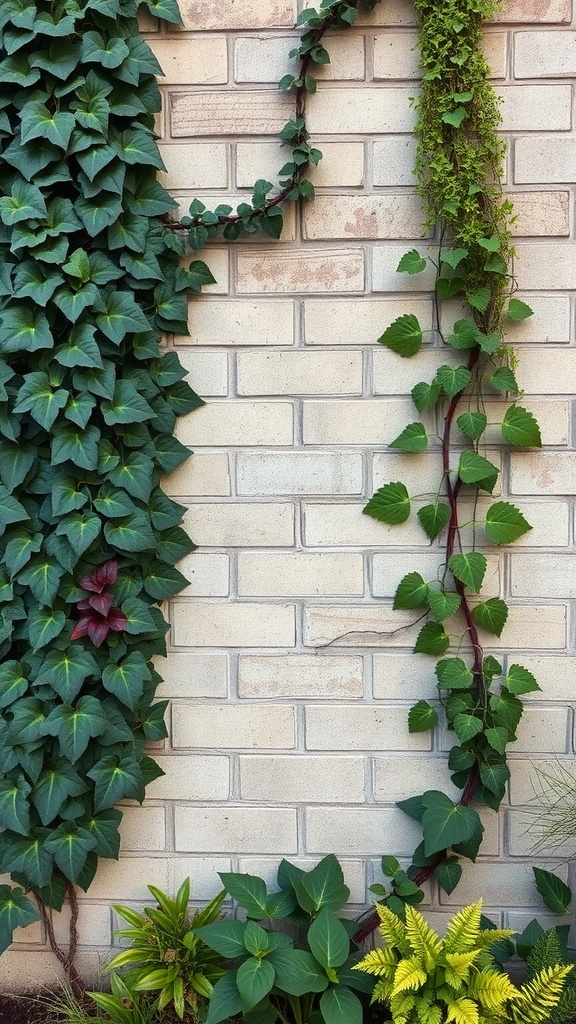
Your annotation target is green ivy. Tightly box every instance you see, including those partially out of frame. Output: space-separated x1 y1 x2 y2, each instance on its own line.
0 0 212 971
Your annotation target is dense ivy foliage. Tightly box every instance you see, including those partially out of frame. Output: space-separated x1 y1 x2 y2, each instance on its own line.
0 0 211 960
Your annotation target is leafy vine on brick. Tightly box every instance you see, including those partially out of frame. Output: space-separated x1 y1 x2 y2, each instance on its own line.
0 0 212 988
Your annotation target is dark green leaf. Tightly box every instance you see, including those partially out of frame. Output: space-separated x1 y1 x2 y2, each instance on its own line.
363 482 410 525
0 776 31 835
308 907 349 970
320 987 363 1024
436 365 472 398
448 552 487 593
453 713 484 743
236 958 275 1014
0 661 28 709
408 700 438 733
378 314 422 357
485 501 531 544
533 867 572 914
102 652 151 709
435 856 462 895
471 598 508 638
393 572 429 610
417 502 450 540
0 887 40 954
501 405 542 447
34 646 98 703
427 590 460 622
411 381 440 412
421 791 483 857
458 451 499 485
388 422 428 452
87 756 145 811
414 622 450 655
43 695 107 763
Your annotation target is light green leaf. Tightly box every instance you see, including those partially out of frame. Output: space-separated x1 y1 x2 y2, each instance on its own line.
501 405 542 447
377 314 422 357
408 701 438 733
471 598 508 638
308 907 349 970
388 422 428 452
436 365 472 398
446 318 478 350
442 107 467 128
507 298 534 322
485 501 531 544
435 658 473 691
448 552 487 593
427 589 461 622
440 247 468 268
484 728 510 755
456 411 487 441
506 663 540 696
363 482 410 525
466 286 491 312
397 249 427 275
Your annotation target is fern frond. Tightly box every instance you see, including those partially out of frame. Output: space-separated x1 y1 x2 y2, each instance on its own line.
392 956 428 997
467 967 519 1011
354 946 397 977
526 929 566 977
372 978 394 1004
427 1007 443 1024
445 996 480 1024
445 950 481 980
477 927 516 950
512 965 573 1024
444 901 483 954
376 902 412 955
405 903 442 969
391 990 417 1019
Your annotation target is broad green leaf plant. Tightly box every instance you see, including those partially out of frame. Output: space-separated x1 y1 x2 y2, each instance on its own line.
0 0 212 989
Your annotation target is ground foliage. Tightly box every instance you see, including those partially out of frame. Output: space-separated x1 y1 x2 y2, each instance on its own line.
0 0 211 957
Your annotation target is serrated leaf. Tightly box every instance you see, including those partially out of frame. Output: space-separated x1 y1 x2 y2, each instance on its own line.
489 367 519 393
453 713 484 743
456 411 487 441
388 422 428 453
411 380 440 412
506 663 540 696
471 598 508 638
378 314 422 357
414 622 450 655
484 728 510 755
363 482 410 525
448 552 487 593
440 247 468 268
397 249 427 274
485 501 531 544
508 298 534 322
417 503 450 541
435 658 473 691
436 365 472 398
408 700 438 733
458 451 499 485
394 572 429 610
533 867 572 914
427 589 461 622
466 286 491 312
501 405 542 447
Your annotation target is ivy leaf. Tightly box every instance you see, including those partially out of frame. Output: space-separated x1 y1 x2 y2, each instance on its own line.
0 776 31 835
102 651 150 709
44 823 97 883
435 658 473 691
13 372 69 430
414 622 450 656
485 501 532 544
55 511 101 556
506 664 540 696
17 557 62 607
104 512 156 553
20 101 75 150
411 381 440 412
388 422 428 452
471 598 508 638
0 485 30 531
121 597 157 635
81 30 129 69
0 306 54 353
436 365 472 398
448 552 487 593
440 248 468 269
55 323 103 369
43 695 108 763
501 406 542 448
427 590 460 622
435 857 462 895
0 887 40 954
456 411 487 441
489 367 519 394
26 608 66 651
96 291 151 343
83 808 122 859
417 503 450 541
393 572 429 610
156 527 196 565
143 563 189 601
507 298 534 322
408 701 438 733
377 314 422 357
0 180 47 225
34 646 99 703
397 249 427 274
533 868 572 915
108 452 153 502
87 756 145 811
51 423 100 470
453 713 484 743
32 760 86 826
421 791 482 857
0 661 28 709
363 482 410 525
101 381 154 425
458 451 499 485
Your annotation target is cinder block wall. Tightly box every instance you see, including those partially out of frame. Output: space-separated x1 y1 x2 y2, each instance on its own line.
4 0 576 988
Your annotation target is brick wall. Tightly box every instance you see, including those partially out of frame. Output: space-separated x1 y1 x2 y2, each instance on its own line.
4 0 576 987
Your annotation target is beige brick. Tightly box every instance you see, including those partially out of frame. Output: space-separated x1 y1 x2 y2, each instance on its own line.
374 653 439 701
88 858 170 900
514 242 576 289
304 502 428 548
180 0 296 29
507 808 574 857
236 452 363 495
475 605 566 651
178 552 230 597
176 400 294 446
305 298 432 345
504 296 570 342
303 194 427 241
240 755 366 802
453 400 568 447
373 553 500 600
234 33 365 82
306 706 431 751
459 499 570 549
170 90 294 138
499 86 572 131
482 31 507 77
510 452 576 494
372 450 502 498
55 903 111 949
185 299 294 346
513 554 576 602
374 756 460 802
306 806 422 855
237 248 364 293
155 653 229 698
236 141 365 188
119 807 166 852
515 137 576 184
150 37 227 84
0 952 99 991
237 350 363 396
238 654 364 698
306 87 415 134
373 244 438 292
172 703 295 748
507 655 576 702
176 349 228 398
517 351 576 397
186 502 294 547
172 602 296 647
159 143 228 190
163 453 231 498
194 248 230 295
238 552 364 597
440 862 564 907
353 0 419 26
305 604 421 648
175 806 298 854
170 857 232 898
515 30 576 77
510 191 570 236
373 30 420 79
509 755 576 805
147 755 230 800
493 0 571 22
373 347 461 395
373 136 418 186
239 857 367 902
303 398 412 444
514 708 569 753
